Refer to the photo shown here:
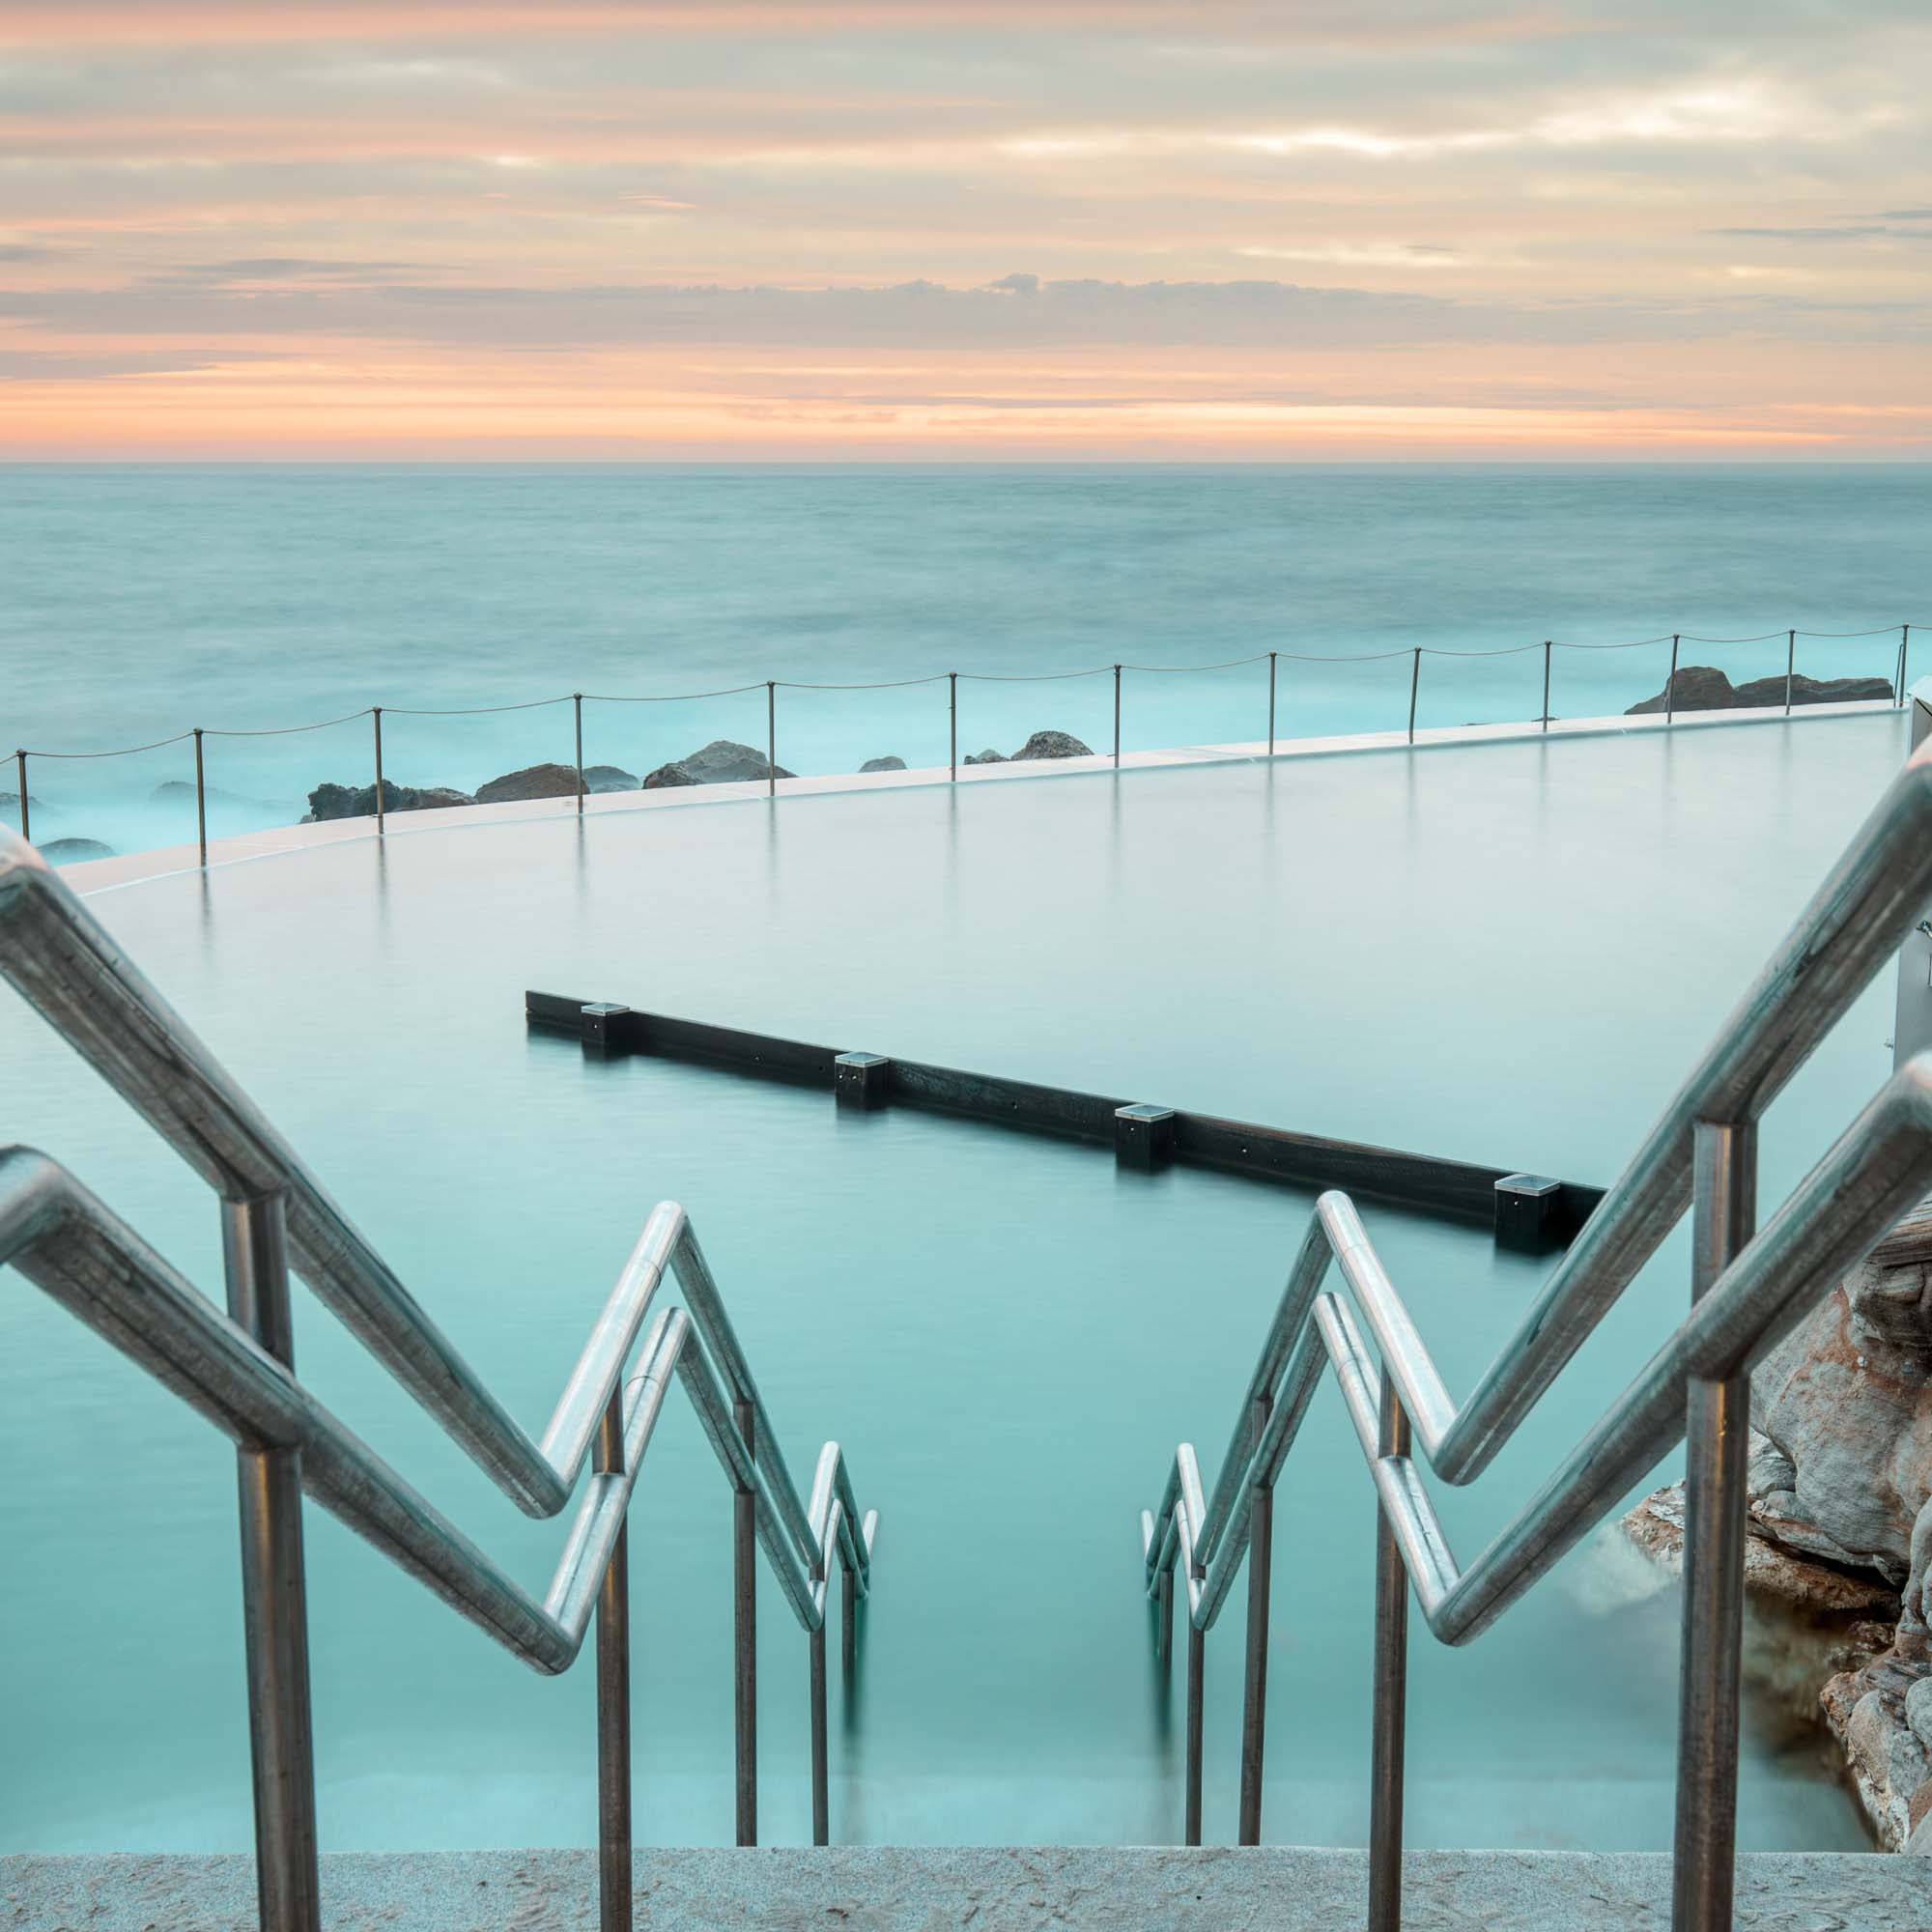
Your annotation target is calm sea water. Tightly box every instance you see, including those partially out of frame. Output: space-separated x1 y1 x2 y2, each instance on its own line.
0 464 1925 853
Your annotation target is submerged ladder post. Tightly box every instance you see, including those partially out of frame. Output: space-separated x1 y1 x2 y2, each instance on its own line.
222 1188 322 1932
594 1383 632 1932
1368 1372 1410 1932
734 1398 758 1844
1238 1390 1275 1846
1671 1118 1756 1932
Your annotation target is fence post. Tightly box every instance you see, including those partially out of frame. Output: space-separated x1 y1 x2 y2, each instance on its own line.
1899 626 1912 707
766 682 776 799
14 749 28 843
1113 664 1122 768
1784 630 1795 715
1267 651 1277 756
1666 636 1680 724
1367 1374 1411 1932
734 1400 758 1843
950 671 957 781
1406 649 1420 745
193 727 208 867
1541 640 1552 732
594 1386 632 1932
372 708 385 836
574 693 585 815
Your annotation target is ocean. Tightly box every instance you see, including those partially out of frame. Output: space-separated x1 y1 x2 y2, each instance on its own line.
1 463 1925 854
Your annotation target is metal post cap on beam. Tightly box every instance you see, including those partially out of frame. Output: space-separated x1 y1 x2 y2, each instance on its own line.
580 1002 633 1054
1115 1103 1177 1172
1493 1172 1564 1252
834 1052 890 1110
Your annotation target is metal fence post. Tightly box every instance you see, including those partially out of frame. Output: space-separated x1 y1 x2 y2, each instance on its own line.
14 750 27 843
1184 1601 1205 1846
1267 651 1277 756
1784 630 1795 715
1899 626 1912 707
1238 1392 1274 1847
1368 1373 1410 1932
1541 639 1552 731
1406 649 1421 745
950 671 957 781
766 683 777 799
193 728 208 867
810 1600 830 1847
1113 664 1122 768
595 1385 632 1932
1666 636 1681 724
734 1400 758 1844
1672 1118 1756 1932
574 693 585 815
222 1189 322 1932
372 708 385 835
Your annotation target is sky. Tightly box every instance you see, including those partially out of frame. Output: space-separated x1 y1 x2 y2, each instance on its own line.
1 1 1929 459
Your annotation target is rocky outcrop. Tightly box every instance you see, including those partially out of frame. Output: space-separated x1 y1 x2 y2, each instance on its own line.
963 748 1006 765
474 761 585 805
41 837 114 864
861 755 906 773
1627 667 1895 715
641 740 792 788
304 780 473 822
583 764 639 792
1012 729 1094 759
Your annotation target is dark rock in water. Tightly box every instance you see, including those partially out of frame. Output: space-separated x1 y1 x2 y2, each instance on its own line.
42 837 114 864
963 748 1007 765
860 755 906 773
1010 729 1094 760
1628 666 1895 716
153 779 249 806
475 761 585 805
642 740 794 788
303 780 474 823
1 791 43 813
584 764 640 792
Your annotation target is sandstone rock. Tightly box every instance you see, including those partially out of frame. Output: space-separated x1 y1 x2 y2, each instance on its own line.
40 837 114 864
1627 666 1894 716
473 761 584 805
304 780 474 822
963 748 1007 765
1011 728 1094 760
860 755 906 773
583 764 639 792
641 760 696 789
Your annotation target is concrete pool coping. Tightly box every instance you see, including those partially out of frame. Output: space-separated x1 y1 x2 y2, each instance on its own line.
53 696 1903 901
4 1846 1925 1930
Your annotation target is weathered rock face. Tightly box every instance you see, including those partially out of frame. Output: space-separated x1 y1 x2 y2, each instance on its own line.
304 780 474 822
584 764 639 792
1627 666 1895 716
641 740 793 787
473 761 584 805
1011 729 1094 760
41 837 115 864
963 748 1007 765
860 755 906 773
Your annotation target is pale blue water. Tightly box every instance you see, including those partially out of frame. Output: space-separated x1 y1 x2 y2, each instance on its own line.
0 464 1924 855
0 712 1905 1856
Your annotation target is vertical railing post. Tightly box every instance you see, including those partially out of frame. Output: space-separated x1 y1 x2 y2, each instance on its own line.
1671 1118 1756 1932
595 1385 632 1932
949 671 957 781
1155 1562 1173 1667
193 728 208 867
1784 630 1796 715
1368 1372 1410 1932
1113 664 1122 768
1184 1597 1205 1847
1899 625 1912 708
1266 651 1277 756
1406 649 1420 745
221 1189 322 1932
14 749 28 843
766 682 777 799
734 1399 758 1844
810 1589 830 1847
372 708 385 835
1237 1391 1274 1847
1665 636 1680 724
1541 639 1552 731
574 693 585 815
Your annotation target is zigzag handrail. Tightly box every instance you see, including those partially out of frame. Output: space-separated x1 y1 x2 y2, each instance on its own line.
1144 735 1932 1929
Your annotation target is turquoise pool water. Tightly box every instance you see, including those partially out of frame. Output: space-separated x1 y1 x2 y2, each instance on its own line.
0 711 1906 1854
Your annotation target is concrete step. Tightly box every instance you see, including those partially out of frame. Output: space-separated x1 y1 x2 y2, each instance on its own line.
4 1846 1925 1931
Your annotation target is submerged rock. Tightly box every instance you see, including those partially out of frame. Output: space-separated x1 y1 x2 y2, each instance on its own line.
860 755 906 773
303 780 473 822
41 837 115 864
641 740 793 788
1627 666 1895 715
583 764 639 792
474 761 584 805
963 748 1007 765
1010 729 1094 760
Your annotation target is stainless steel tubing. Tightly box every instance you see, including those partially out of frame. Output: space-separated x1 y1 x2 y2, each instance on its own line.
735 1397 758 1845
594 1384 632 1932
223 1188 321 1932
1672 1120 1756 1932
1367 1372 1410 1932
193 729 208 867
1237 1393 1273 1847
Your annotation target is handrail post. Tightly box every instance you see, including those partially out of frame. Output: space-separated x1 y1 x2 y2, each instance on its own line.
1113 663 1122 768
766 682 777 800
1184 1601 1205 1846
221 1188 322 1932
595 1384 632 1932
1671 1118 1756 1932
1785 630 1795 715
949 671 957 781
1666 634 1680 724
14 749 27 843
1406 649 1420 746
1368 1372 1409 1932
574 693 585 816
1541 639 1552 732
810 1594 830 1846
192 728 208 867
1237 1392 1274 1846
1900 625 1912 708
1267 651 1277 756
372 708 384 835
734 1398 758 1844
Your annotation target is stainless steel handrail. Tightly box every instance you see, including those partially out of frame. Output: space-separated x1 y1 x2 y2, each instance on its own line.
1143 735 1932 1930
0 830 878 1931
